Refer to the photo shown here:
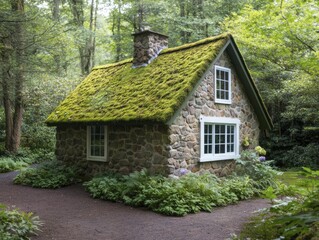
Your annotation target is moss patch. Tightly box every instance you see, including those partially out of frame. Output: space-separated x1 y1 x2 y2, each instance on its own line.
46 34 230 124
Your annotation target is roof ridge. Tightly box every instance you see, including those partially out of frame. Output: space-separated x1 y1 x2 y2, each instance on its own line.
92 33 231 71
160 33 231 55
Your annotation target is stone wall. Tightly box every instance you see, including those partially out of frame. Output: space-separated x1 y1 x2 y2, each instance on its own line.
56 125 87 163
56 124 169 176
133 30 168 67
168 51 260 176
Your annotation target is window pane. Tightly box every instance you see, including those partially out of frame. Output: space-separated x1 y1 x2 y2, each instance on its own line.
220 125 225 133
220 144 225 153
215 125 220 133
204 124 213 155
215 145 220 154
217 70 221 78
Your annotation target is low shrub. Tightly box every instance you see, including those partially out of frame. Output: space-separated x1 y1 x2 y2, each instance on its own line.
0 148 55 173
235 168 319 240
0 158 28 173
280 143 319 169
0 204 42 240
14 160 83 188
84 169 261 216
234 150 279 190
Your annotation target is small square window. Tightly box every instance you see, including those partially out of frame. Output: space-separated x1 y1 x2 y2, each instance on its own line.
215 66 231 104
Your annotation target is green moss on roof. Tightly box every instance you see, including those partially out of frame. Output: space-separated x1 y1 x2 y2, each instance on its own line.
46 34 230 124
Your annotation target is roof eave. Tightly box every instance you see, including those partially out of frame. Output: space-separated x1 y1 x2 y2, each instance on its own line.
226 36 273 130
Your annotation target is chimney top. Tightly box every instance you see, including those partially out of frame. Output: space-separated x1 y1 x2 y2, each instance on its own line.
132 30 168 38
132 30 168 68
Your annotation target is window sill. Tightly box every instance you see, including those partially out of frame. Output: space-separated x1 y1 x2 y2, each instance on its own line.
87 157 107 162
215 99 232 105
200 154 240 162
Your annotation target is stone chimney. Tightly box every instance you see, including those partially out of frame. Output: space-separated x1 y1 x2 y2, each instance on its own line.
132 30 168 68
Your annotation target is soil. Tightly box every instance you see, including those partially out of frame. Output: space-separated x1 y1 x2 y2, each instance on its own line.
0 171 270 240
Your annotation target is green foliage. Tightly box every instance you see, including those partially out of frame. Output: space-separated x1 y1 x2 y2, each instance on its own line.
301 167 319 194
22 74 81 151
84 169 262 216
14 160 83 189
0 148 54 173
279 144 319 169
242 136 250 147
238 168 319 240
234 150 279 190
223 0 319 167
254 146 266 156
0 204 42 240
261 186 277 203
0 158 28 173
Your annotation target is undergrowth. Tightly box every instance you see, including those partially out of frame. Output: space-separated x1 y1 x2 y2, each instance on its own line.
85 151 278 216
0 148 54 173
0 204 42 240
0 159 28 173
14 160 83 188
84 170 261 216
234 168 319 240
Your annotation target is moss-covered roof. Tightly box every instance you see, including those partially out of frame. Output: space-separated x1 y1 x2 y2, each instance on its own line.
46 33 273 129
46 33 230 124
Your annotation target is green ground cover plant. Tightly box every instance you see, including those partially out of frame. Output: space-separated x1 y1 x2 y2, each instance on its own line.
234 150 278 190
0 148 54 173
85 151 278 216
0 204 42 240
14 160 83 188
0 158 28 173
84 170 260 216
233 168 319 240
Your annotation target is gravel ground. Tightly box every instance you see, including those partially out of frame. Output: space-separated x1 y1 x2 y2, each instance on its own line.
0 171 270 240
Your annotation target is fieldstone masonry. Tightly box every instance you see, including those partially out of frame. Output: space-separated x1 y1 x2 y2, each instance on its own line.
132 30 168 67
56 124 169 176
167 51 260 176
56 51 260 177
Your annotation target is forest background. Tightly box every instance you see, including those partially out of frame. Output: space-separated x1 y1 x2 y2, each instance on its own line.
0 0 318 168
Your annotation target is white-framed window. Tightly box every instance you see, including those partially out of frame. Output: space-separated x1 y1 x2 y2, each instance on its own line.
215 66 231 104
200 116 240 162
87 126 107 162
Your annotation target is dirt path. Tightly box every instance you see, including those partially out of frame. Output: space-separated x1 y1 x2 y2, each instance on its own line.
0 171 270 240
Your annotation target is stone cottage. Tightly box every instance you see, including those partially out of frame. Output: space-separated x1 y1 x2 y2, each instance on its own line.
46 30 273 176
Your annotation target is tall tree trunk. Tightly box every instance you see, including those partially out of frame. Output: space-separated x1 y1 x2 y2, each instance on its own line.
52 0 63 74
68 0 97 75
1 46 13 150
52 0 60 21
116 2 121 62
68 0 87 75
0 0 25 153
91 0 98 67
11 0 25 153
179 0 191 43
136 0 143 31
179 0 186 43
111 1 122 62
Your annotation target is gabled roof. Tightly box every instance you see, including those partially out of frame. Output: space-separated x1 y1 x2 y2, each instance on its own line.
46 33 273 130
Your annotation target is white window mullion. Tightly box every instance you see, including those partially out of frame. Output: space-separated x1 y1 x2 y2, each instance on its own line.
200 116 240 162
213 124 215 155
215 66 231 105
